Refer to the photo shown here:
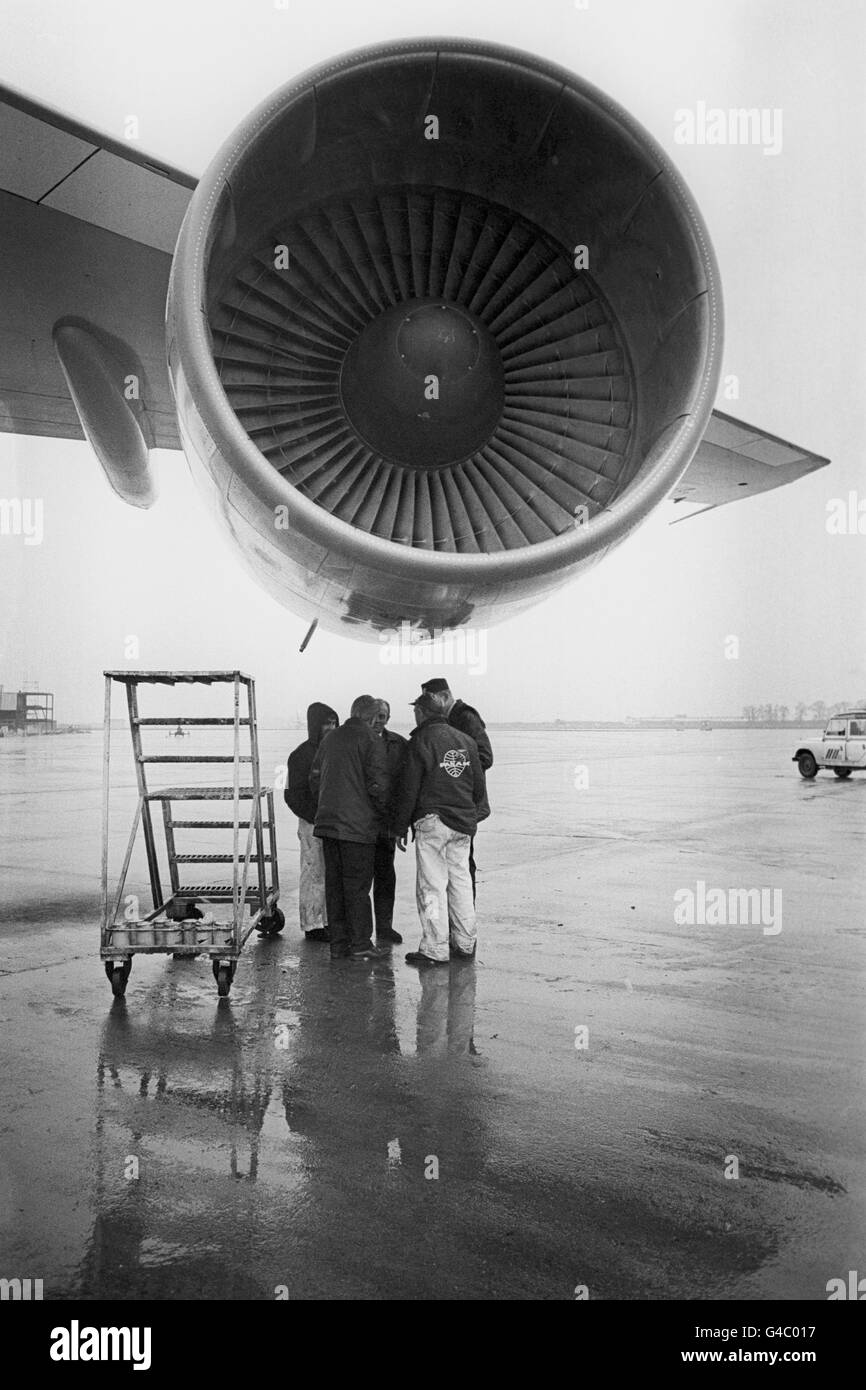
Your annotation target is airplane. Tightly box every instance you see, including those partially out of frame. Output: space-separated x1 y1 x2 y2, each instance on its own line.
0 37 829 642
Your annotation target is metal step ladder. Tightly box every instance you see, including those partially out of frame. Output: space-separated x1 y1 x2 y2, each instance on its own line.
101 671 283 999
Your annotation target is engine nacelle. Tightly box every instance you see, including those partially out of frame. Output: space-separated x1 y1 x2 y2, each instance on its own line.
167 37 722 639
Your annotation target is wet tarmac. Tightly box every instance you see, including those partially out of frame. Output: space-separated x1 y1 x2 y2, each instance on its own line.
1 728 864 1300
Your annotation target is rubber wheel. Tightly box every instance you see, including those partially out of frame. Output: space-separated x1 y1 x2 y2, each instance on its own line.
109 963 130 998
258 907 286 936
797 752 818 780
834 767 852 779
212 959 235 996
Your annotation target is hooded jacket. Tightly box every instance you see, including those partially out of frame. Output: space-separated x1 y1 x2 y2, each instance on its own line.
310 716 390 844
392 714 486 839
284 702 338 824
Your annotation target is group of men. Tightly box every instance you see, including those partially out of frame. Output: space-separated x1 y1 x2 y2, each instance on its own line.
283 679 493 966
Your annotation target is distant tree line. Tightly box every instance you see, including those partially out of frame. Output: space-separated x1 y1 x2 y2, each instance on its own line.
741 701 866 723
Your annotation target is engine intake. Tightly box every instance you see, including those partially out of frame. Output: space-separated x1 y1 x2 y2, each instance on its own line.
168 38 722 635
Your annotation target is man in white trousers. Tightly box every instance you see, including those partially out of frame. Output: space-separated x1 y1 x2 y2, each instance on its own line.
393 693 487 966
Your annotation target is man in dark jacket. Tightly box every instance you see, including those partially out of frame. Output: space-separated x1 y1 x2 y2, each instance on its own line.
393 694 486 966
310 694 390 961
284 702 338 941
370 699 407 945
418 677 492 902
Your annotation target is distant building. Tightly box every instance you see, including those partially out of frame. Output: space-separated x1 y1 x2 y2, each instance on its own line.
0 688 55 734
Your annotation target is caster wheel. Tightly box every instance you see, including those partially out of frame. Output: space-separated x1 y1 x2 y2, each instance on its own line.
258 907 285 936
213 959 235 997
107 960 131 998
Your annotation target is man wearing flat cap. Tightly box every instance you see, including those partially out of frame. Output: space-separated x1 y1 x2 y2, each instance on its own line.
416 678 492 903
393 692 486 965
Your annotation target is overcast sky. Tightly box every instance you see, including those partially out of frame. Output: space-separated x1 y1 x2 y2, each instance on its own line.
1 0 863 724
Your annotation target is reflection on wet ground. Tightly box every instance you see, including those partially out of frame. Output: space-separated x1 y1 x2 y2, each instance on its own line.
1 730 864 1299
82 948 491 1300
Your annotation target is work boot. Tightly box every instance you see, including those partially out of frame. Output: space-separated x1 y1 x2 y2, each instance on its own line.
376 926 402 944
304 928 330 942
405 951 449 967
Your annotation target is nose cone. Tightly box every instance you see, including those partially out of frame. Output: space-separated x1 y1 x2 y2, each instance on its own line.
397 301 480 380
339 298 505 468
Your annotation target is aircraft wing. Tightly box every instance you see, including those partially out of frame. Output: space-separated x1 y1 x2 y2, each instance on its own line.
0 85 195 458
669 409 830 518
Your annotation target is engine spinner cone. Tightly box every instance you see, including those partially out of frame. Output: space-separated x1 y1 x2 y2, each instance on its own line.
339 298 504 469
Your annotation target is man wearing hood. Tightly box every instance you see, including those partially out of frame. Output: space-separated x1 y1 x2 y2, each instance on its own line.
284 702 338 941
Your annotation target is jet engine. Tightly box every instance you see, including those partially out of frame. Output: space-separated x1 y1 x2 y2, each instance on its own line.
167 37 723 637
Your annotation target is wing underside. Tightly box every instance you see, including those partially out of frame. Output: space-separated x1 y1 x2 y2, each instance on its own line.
670 409 830 518
0 85 195 454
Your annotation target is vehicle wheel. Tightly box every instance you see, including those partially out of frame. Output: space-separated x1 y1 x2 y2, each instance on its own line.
834 768 852 779
258 907 285 936
797 752 819 779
